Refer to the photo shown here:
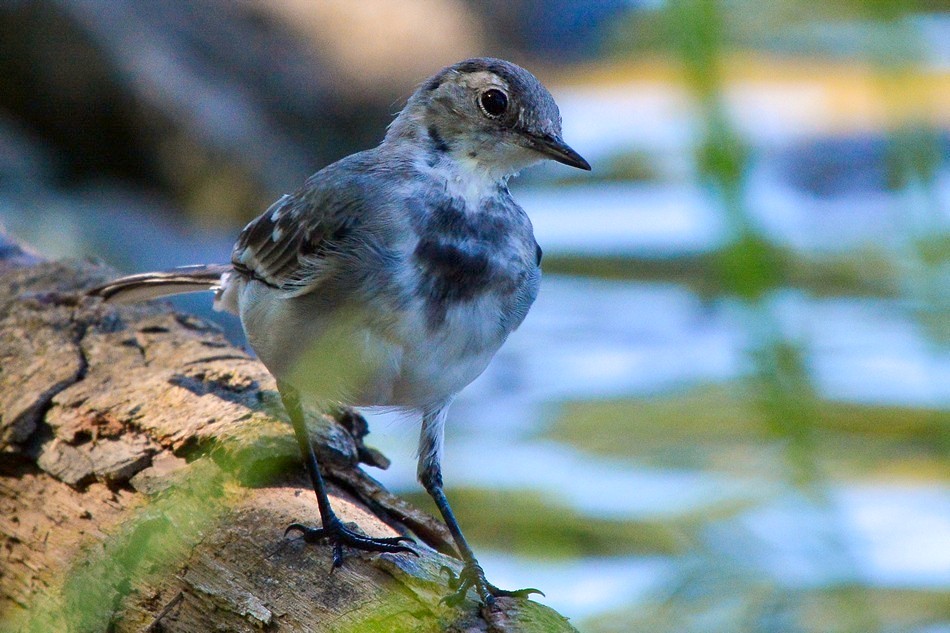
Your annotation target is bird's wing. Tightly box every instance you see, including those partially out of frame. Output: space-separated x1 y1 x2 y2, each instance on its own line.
231 184 364 298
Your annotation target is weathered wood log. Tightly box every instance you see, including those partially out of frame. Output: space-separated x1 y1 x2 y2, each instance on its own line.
0 232 577 633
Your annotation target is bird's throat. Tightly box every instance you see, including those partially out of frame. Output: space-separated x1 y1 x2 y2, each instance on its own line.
444 157 507 207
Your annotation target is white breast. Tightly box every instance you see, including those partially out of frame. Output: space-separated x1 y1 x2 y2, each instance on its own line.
390 293 507 408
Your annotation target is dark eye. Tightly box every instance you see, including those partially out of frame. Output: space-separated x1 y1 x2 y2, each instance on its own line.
479 89 508 118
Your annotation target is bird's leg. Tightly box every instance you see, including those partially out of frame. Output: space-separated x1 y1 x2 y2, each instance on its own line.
418 408 542 607
278 381 414 567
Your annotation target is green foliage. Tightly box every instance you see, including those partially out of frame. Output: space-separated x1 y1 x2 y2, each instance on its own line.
713 234 783 300
886 125 944 189
583 583 950 633
666 0 724 97
403 488 696 559
546 384 948 477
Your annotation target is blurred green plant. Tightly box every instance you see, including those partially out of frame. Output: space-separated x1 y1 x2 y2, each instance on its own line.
584 574 950 633
575 0 948 631
403 488 697 560
547 384 948 477
606 0 950 59
664 0 823 485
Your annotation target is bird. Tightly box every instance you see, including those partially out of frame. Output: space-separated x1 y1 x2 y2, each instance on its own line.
90 57 590 607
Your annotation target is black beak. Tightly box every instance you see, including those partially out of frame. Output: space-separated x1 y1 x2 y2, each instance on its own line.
530 134 591 171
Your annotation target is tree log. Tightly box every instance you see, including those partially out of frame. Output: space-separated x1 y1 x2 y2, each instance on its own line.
0 232 577 633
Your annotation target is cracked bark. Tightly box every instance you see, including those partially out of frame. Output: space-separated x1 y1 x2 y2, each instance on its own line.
0 233 578 633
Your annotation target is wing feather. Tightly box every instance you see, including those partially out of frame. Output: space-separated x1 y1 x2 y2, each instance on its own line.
230 154 385 298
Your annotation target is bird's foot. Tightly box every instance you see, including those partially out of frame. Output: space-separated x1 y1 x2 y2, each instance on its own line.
440 562 543 608
285 516 416 568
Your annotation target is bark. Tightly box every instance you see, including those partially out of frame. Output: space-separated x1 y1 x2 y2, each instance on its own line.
0 232 578 633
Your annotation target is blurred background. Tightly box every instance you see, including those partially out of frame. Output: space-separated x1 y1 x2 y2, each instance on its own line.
1 1 948 631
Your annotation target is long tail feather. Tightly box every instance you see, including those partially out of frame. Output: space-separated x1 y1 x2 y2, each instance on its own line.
89 264 231 304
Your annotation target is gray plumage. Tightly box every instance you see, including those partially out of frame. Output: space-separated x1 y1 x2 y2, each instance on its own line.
90 57 589 606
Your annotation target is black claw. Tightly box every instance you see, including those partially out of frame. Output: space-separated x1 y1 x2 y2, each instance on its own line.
331 543 344 569
439 565 460 589
284 518 417 565
439 561 540 607
284 523 328 543
365 534 415 545
491 586 545 599
441 583 471 607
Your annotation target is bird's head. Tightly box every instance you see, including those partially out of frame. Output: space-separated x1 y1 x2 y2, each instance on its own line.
388 57 590 179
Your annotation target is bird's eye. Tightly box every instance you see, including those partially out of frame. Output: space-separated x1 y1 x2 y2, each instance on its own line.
478 89 508 118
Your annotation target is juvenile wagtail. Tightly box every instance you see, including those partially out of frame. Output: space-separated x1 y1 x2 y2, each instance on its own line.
92 57 590 606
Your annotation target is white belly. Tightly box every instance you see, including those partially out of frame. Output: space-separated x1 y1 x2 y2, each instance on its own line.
232 277 507 411
389 295 507 408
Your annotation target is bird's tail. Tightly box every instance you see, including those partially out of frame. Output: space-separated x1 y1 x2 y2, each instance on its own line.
89 264 232 304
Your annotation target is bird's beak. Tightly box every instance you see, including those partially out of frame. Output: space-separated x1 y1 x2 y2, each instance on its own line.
529 134 591 171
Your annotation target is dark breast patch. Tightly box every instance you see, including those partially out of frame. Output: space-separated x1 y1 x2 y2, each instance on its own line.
424 195 508 245
409 188 536 331
414 239 499 329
